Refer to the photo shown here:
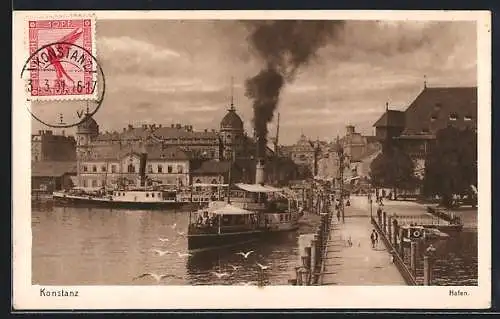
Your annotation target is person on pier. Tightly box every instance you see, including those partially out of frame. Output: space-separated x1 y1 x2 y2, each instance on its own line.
370 229 379 249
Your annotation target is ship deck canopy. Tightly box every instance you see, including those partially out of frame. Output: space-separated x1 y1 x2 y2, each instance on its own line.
196 203 256 215
192 183 229 187
234 183 282 193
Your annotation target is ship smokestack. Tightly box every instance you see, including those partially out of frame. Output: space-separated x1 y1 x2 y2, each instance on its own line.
255 136 266 185
139 142 148 187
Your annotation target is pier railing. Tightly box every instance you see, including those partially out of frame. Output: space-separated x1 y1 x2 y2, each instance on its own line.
288 205 332 286
371 216 417 286
372 209 438 286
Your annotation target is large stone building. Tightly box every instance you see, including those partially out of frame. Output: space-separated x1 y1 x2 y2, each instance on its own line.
31 130 76 162
373 85 477 178
282 125 379 182
74 100 298 189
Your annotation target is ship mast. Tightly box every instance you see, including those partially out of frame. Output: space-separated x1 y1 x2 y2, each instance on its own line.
274 112 280 154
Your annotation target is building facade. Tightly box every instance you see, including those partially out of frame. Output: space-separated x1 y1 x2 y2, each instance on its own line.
372 85 477 183
73 100 297 188
31 130 76 162
373 86 477 162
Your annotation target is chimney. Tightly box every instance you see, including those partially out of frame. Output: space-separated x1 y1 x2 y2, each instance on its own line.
128 124 133 131
171 124 175 128
204 129 208 133
255 136 266 185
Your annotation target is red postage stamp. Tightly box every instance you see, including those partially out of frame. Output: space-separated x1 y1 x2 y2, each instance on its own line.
25 16 97 100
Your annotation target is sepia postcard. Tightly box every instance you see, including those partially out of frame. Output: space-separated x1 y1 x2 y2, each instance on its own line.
12 10 491 310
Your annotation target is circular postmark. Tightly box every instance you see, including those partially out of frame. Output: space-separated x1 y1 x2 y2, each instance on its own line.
20 41 106 128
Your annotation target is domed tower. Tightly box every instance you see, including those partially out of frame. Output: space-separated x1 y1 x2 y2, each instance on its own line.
76 111 99 160
220 104 244 160
76 113 99 146
220 80 244 160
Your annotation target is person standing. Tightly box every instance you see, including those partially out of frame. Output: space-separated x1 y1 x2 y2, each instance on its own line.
370 229 378 249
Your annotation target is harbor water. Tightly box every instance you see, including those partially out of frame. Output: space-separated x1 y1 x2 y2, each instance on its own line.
32 205 320 286
32 202 478 286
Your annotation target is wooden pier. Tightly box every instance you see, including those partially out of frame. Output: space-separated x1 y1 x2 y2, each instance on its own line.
321 208 406 286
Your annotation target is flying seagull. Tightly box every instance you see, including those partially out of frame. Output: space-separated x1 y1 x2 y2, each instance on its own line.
256 263 270 270
158 237 169 242
151 249 170 257
133 273 178 283
228 264 240 271
211 271 230 279
236 250 254 259
177 231 186 236
177 252 193 258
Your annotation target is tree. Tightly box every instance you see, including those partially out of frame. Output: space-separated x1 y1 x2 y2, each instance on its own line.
369 145 417 196
423 126 477 208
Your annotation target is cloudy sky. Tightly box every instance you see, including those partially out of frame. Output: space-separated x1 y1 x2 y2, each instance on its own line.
32 19 477 145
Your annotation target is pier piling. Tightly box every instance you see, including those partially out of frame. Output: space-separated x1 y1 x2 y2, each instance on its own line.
310 239 317 282
424 255 432 285
410 241 417 276
392 219 398 246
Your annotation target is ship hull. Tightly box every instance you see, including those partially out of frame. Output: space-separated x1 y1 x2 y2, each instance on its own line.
188 230 266 251
52 194 188 210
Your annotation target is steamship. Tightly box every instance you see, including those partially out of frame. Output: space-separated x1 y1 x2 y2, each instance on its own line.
187 157 303 250
52 150 193 209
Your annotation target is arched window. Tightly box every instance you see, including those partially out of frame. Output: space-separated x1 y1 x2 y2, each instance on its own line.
127 164 135 173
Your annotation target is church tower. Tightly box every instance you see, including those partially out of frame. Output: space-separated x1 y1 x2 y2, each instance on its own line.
219 78 244 160
76 108 99 160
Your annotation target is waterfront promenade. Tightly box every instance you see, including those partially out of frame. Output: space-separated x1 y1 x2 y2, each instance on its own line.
321 197 406 285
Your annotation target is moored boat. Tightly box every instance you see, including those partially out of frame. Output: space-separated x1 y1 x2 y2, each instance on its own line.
187 202 264 251
52 187 188 209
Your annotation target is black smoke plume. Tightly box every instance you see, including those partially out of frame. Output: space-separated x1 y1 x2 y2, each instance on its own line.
244 20 344 157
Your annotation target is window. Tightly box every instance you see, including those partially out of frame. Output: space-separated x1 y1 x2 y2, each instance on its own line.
101 165 106 172
158 165 163 173
147 165 153 173
111 165 117 173
151 193 155 198
168 165 173 173
92 165 97 172
91 180 97 187
127 164 135 173
177 165 183 174
146 193 149 197
83 165 88 172
83 179 88 187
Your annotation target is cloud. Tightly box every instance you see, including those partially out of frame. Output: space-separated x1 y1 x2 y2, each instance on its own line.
33 20 477 145
100 36 181 60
